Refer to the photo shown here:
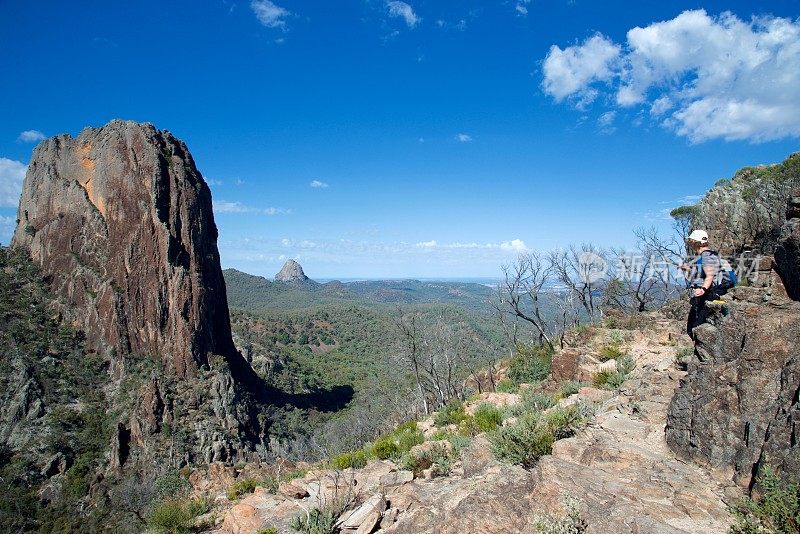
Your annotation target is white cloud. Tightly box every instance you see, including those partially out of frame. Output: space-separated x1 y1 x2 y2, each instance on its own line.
416 239 528 253
542 34 621 102
0 157 26 207
542 10 800 143
650 96 672 117
310 180 329 188
435 18 467 31
597 111 616 127
214 200 291 215
206 177 223 186
515 1 531 16
17 130 45 142
500 239 529 253
250 0 289 29
387 1 420 28
455 133 473 143
597 111 617 134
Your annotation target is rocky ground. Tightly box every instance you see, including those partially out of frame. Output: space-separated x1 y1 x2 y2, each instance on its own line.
187 316 738 534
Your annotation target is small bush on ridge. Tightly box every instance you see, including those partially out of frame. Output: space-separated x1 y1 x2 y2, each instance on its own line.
729 467 800 534
508 343 554 385
227 478 257 501
434 399 468 427
473 403 504 432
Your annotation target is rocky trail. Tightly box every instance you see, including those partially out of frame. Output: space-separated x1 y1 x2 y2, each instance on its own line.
188 317 738 534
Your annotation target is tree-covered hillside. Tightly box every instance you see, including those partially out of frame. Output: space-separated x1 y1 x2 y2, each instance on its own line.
223 268 496 312
224 268 515 459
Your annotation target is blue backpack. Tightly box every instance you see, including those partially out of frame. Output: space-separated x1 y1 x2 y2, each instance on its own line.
697 250 737 293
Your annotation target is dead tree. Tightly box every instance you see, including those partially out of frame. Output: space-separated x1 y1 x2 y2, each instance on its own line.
493 252 554 349
393 306 429 415
548 244 607 322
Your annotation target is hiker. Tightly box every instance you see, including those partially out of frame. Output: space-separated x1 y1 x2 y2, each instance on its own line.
679 230 737 338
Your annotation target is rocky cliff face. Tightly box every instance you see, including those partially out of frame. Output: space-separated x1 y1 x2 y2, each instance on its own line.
775 191 800 300
275 259 309 282
9 120 266 471
667 191 800 488
692 152 800 255
12 120 239 379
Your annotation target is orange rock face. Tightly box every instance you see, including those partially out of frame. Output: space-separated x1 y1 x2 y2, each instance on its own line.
12 120 240 378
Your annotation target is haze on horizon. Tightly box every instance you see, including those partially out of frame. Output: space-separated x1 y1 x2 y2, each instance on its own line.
1 1 799 279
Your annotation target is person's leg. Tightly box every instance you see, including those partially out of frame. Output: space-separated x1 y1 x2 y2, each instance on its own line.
687 297 699 337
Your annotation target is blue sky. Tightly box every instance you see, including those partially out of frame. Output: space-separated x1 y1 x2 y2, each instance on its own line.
1 1 798 278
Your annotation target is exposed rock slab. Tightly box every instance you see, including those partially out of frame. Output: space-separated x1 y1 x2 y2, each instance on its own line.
12 119 242 378
666 289 800 488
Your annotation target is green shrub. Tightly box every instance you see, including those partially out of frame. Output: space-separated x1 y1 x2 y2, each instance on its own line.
227 478 258 501
598 344 624 361
427 443 453 476
617 355 635 375
495 379 519 393
608 331 624 345
186 496 213 517
290 507 337 534
473 403 503 432
545 405 585 440
729 467 800 534
456 415 480 436
508 343 553 384
395 426 425 452
534 495 587 533
593 356 635 390
330 449 367 470
370 437 399 460
259 528 279 534
146 499 193 533
675 346 692 369
561 381 587 397
430 429 451 441
261 468 308 495
401 453 431 476
155 470 192 500
434 399 468 427
521 389 556 412
489 413 555 469
446 434 471 457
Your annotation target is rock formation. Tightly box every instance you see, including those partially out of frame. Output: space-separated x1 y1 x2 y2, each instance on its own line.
10 120 265 468
275 259 309 282
667 189 800 488
775 190 800 300
691 152 799 255
12 120 240 378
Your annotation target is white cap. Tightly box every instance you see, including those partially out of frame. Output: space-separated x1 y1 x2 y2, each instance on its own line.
688 229 709 244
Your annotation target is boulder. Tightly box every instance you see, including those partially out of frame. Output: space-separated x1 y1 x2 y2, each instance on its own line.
278 481 309 499
465 392 520 415
379 470 414 487
337 493 386 533
666 293 800 487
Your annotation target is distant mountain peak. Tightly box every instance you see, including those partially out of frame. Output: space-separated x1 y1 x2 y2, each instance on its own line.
275 259 309 282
